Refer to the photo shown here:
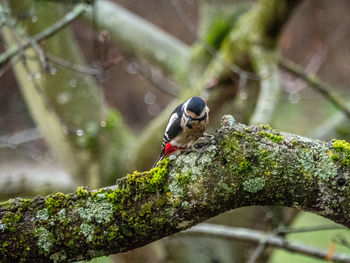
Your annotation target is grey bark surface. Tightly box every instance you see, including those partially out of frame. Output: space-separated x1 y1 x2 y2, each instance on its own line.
1 117 350 262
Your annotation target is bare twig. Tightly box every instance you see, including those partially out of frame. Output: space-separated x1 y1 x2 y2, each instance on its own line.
185 224 350 263
0 56 21 77
20 52 78 135
0 3 88 64
0 2 48 69
279 58 350 120
308 109 349 140
0 128 42 149
45 52 102 76
247 236 268 263
334 235 350 250
282 46 327 100
127 56 179 97
276 224 345 235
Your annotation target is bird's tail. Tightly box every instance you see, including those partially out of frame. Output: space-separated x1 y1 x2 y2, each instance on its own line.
152 149 166 168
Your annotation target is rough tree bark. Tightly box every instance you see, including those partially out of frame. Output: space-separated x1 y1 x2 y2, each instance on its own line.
1 116 350 262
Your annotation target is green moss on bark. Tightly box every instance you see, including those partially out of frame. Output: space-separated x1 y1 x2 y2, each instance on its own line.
1 122 350 262
243 177 266 193
332 139 350 166
259 131 284 143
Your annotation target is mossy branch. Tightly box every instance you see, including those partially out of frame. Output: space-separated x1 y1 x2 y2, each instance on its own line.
2 115 350 262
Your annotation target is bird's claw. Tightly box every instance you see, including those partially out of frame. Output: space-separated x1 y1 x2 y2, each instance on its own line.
195 147 208 165
193 134 213 150
203 132 214 138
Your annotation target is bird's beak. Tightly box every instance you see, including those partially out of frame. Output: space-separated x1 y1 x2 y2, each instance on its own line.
185 116 192 126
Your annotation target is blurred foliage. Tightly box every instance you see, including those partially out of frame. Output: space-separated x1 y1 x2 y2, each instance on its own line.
99 109 131 184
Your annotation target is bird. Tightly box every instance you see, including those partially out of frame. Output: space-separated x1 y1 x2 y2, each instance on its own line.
152 96 210 168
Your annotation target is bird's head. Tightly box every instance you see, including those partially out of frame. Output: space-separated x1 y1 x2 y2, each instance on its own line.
183 97 208 126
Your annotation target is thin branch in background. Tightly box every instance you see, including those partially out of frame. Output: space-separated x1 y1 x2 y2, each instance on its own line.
27 37 48 69
0 56 21 78
199 0 229 12
307 105 350 140
184 224 350 263
45 52 102 76
5 4 50 71
20 52 78 135
0 6 49 72
247 237 268 263
0 3 88 64
276 224 346 235
1 4 48 76
72 29 122 82
170 0 197 41
282 46 327 98
282 24 350 104
0 128 42 149
334 235 350 251
126 56 179 97
170 0 260 82
95 30 123 80
279 58 350 121
6 17 49 70
1 3 98 135
96 30 111 71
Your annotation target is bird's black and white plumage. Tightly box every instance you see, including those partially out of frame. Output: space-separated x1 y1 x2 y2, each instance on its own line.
152 96 210 168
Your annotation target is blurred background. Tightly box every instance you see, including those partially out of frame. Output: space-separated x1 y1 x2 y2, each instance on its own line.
1 0 350 262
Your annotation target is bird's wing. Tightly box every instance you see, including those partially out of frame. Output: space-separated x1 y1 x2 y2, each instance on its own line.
161 103 184 148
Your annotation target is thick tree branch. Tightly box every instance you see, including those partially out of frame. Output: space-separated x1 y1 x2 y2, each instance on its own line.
1 116 350 262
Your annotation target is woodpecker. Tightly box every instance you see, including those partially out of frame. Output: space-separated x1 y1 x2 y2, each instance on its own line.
152 96 210 168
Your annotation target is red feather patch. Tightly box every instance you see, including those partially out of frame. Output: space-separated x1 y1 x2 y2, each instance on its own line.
164 143 180 156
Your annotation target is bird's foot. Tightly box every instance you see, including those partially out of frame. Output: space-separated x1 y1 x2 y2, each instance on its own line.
193 134 213 150
194 147 210 165
203 132 214 138
193 138 213 165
